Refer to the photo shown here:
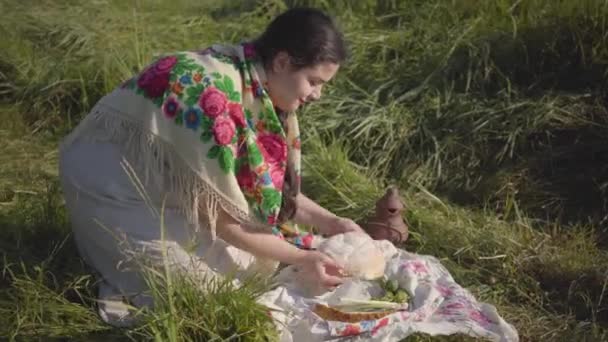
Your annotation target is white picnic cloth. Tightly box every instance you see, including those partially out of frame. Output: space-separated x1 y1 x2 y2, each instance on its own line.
260 240 519 342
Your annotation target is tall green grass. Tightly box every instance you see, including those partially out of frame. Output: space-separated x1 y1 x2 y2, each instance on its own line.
1 0 608 340
294 0 608 227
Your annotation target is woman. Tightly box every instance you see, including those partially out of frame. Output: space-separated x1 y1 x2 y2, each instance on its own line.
59 7 363 324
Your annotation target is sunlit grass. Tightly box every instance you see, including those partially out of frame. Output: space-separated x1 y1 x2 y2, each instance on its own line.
1 0 608 340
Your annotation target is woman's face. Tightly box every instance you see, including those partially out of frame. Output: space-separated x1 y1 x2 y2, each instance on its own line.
265 52 339 112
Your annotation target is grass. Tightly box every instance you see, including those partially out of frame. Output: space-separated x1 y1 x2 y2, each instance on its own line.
1 0 608 340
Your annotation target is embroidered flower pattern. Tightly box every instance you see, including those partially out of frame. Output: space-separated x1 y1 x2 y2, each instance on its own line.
228 102 246 128
136 56 177 101
183 108 201 130
402 260 429 275
212 115 236 145
162 96 180 119
124 47 289 225
332 317 392 337
199 86 227 118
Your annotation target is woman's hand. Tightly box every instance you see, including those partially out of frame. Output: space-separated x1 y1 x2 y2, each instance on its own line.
321 216 366 237
294 250 345 289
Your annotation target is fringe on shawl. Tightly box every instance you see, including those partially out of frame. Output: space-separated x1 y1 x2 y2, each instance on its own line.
61 103 265 240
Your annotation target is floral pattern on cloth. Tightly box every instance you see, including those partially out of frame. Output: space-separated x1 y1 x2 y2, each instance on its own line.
259 245 520 342
119 43 301 229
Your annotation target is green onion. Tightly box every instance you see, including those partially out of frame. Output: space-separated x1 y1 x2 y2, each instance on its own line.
332 298 408 312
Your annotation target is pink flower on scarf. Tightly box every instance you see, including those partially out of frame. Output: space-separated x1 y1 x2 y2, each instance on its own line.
199 86 227 118
154 56 178 74
138 57 177 98
257 133 287 164
269 163 285 190
236 164 255 191
228 102 246 127
212 115 236 145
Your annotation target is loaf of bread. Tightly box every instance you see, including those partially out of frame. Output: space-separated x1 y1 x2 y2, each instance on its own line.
317 232 387 280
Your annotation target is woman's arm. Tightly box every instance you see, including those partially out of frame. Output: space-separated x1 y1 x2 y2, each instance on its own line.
293 193 365 236
216 208 306 265
292 193 337 230
214 208 344 287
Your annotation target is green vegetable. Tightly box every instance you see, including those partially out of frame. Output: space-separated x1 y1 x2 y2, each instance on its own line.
387 279 399 293
379 292 395 302
376 278 411 305
333 298 407 312
395 289 410 303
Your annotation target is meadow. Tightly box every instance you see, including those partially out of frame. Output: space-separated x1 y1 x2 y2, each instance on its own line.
1 0 607 340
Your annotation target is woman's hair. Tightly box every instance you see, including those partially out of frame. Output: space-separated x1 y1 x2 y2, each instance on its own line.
253 7 347 69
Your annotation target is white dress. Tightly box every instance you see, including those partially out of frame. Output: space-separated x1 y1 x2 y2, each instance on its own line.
58 138 278 326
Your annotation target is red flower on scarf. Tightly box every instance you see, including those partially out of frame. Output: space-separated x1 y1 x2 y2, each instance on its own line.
137 56 177 98
199 86 227 118
236 164 255 191
257 133 287 164
228 102 246 127
212 115 236 145
267 215 277 225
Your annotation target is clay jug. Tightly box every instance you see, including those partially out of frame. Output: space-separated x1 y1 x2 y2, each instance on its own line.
362 187 409 244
